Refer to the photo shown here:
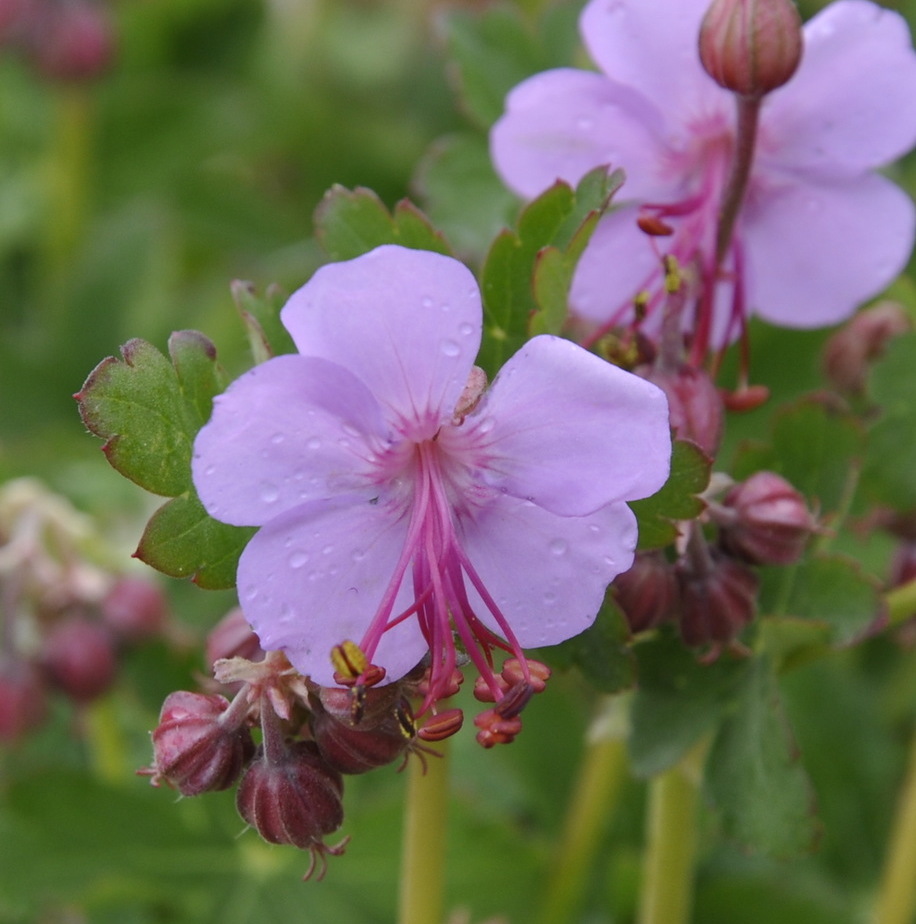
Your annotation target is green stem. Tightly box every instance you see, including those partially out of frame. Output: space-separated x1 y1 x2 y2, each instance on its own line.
637 741 706 924
873 723 916 924
886 578 916 629
538 695 629 924
83 694 126 785
398 742 450 924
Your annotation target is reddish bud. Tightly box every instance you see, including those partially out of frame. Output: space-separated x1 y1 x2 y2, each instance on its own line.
310 698 413 774
822 301 911 395
719 471 815 565
612 551 680 633
26 0 116 82
0 659 48 742
41 615 116 702
317 683 400 729
205 608 265 668
101 577 169 643
149 691 254 796
889 543 916 588
699 0 803 98
236 741 346 879
638 363 723 457
677 551 759 646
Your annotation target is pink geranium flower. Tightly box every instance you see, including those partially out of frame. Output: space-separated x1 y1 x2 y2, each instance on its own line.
192 246 670 709
491 0 916 352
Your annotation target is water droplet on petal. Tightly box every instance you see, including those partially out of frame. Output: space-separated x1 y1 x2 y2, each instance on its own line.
203 465 216 477
422 296 434 309
577 116 594 131
243 585 258 602
307 437 322 450
544 591 557 605
288 551 309 569
588 524 601 535
342 423 360 438
458 322 474 337
351 549 366 563
270 433 285 446
260 482 280 504
278 603 294 624
477 417 495 434
549 538 569 557
322 544 335 556
440 302 451 313
441 340 460 357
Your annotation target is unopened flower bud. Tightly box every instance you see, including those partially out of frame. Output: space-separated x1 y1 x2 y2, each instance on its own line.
612 551 680 633
205 608 264 668
638 363 723 457
0 659 48 742
149 691 254 796
236 741 347 879
677 550 758 646
311 697 414 774
101 577 169 643
822 301 911 395
26 0 116 82
699 0 803 98
719 471 815 565
41 615 116 702
890 543 916 588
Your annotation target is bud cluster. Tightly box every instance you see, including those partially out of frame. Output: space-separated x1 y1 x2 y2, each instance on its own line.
0 0 116 82
613 470 816 653
144 615 554 877
0 479 172 744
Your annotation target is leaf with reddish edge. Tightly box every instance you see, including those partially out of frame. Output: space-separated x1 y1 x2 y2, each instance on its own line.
231 281 296 364
77 331 251 589
630 440 712 550
314 185 452 262
136 494 255 590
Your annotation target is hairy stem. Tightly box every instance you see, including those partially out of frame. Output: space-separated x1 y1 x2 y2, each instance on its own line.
638 741 706 924
538 695 629 924
398 742 450 924
873 723 916 924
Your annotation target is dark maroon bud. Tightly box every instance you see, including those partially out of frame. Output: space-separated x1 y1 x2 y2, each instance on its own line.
0 0 33 44
677 550 759 646
148 690 254 796
699 0 803 98
0 659 48 742
205 608 265 668
719 471 816 565
311 698 414 774
822 301 911 395
41 615 116 702
889 543 916 588
612 551 680 633
101 577 169 643
236 741 347 879
25 0 116 82
638 363 723 457
316 682 399 730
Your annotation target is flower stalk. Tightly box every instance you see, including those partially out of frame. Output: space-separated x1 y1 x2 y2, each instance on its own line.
538 695 629 924
637 740 707 924
398 742 450 924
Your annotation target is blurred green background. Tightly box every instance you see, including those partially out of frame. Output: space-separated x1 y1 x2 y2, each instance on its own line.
2 1 916 922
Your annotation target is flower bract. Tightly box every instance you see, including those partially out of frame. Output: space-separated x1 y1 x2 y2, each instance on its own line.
192 245 670 708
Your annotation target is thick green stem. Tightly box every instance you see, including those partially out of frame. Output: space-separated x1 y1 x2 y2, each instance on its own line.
638 742 706 924
886 578 916 629
398 742 450 924
873 723 916 924
538 695 629 924
84 695 126 785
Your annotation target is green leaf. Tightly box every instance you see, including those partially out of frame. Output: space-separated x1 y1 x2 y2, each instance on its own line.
862 331 916 509
759 553 882 649
413 132 518 261
629 440 711 549
231 280 296 363
136 493 255 589
314 185 452 261
440 5 548 129
77 334 224 497
629 632 750 777
478 167 621 375
706 657 820 857
732 397 864 515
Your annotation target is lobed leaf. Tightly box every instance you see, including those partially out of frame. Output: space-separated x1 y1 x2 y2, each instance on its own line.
314 185 452 262
706 657 820 858
232 280 296 363
630 439 712 549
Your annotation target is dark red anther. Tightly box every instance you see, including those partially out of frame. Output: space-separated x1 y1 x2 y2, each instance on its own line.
473 709 523 748
494 681 535 720
472 673 509 703
500 658 551 693
637 214 674 236
416 708 464 743
721 383 770 412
